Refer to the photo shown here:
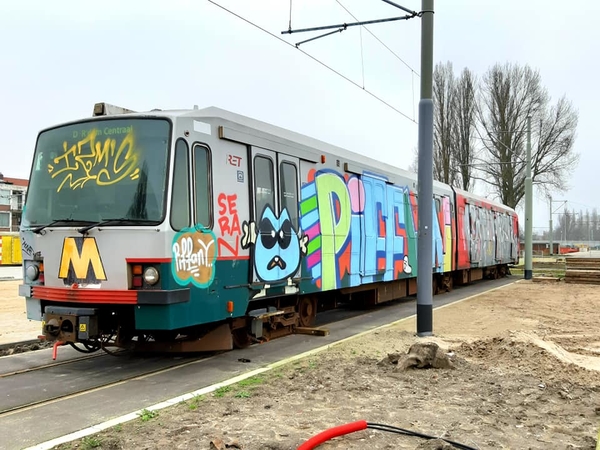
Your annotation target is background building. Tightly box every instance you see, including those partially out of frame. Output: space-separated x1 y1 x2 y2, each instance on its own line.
0 173 28 233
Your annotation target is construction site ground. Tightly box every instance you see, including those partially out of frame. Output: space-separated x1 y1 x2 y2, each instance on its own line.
48 278 600 450
1 266 599 449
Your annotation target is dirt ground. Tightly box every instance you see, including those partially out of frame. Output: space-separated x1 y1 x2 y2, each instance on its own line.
0 280 40 346
38 279 598 450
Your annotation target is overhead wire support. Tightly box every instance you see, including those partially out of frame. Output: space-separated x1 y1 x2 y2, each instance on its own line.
207 0 417 123
295 27 346 48
380 0 419 15
282 14 419 46
335 0 419 76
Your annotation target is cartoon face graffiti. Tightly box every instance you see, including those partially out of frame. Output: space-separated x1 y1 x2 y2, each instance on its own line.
241 206 308 282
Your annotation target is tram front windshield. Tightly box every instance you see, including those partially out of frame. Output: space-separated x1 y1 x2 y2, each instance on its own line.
23 118 171 227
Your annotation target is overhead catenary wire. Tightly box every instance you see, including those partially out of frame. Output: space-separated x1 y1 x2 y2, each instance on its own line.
334 0 417 118
359 24 365 88
335 0 420 76
207 0 417 124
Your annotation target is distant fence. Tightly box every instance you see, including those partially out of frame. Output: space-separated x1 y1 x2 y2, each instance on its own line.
0 234 22 265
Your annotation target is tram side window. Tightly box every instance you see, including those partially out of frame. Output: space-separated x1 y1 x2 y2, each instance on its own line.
254 156 275 216
194 144 212 227
280 162 298 229
170 139 191 231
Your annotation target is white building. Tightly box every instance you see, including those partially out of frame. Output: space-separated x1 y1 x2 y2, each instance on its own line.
0 173 28 232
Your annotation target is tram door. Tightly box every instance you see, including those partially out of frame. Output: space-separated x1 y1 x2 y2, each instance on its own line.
250 147 301 285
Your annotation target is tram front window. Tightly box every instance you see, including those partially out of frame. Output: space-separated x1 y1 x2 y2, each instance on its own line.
23 118 171 227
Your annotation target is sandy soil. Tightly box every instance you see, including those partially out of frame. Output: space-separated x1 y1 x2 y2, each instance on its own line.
0 280 40 345
43 279 600 450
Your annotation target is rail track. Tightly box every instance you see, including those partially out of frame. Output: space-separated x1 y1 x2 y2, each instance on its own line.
0 350 211 418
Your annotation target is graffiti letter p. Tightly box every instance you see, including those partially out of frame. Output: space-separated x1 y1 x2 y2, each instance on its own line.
316 173 351 290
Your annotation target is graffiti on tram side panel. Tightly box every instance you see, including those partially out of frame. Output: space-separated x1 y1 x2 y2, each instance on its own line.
433 196 453 272
467 205 496 267
299 169 417 291
47 127 140 192
171 226 217 288
241 206 308 283
217 193 242 258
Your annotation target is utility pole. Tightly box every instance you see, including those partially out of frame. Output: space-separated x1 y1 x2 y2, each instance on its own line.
280 0 434 334
416 0 434 336
524 115 533 280
549 195 553 256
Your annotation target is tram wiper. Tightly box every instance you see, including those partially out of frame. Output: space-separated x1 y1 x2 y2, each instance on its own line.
77 218 160 234
30 218 80 235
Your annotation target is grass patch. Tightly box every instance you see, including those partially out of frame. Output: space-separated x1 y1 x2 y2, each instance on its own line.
214 386 232 398
234 391 252 399
81 436 102 449
138 408 159 422
238 376 264 387
511 268 565 278
187 394 205 410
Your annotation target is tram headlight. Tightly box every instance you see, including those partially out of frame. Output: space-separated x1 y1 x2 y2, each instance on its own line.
25 264 40 282
143 266 160 285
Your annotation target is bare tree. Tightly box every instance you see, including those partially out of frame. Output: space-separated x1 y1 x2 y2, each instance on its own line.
407 146 418 173
453 68 477 191
430 63 478 191
475 63 579 209
433 62 456 186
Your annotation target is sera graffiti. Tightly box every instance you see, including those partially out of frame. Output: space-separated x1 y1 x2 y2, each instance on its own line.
47 127 140 192
172 227 217 288
217 193 242 258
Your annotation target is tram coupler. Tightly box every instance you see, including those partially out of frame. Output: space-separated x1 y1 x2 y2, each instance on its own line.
42 306 99 343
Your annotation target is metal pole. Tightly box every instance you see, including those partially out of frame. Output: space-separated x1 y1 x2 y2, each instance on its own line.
416 0 434 336
524 116 533 280
549 196 553 256
524 115 533 279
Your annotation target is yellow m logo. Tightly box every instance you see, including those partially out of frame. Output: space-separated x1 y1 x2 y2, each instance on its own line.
59 237 107 282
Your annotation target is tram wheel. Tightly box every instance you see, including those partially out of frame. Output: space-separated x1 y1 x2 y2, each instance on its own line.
232 326 252 349
297 297 317 328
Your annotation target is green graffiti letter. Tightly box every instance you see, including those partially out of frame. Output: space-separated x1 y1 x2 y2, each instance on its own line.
316 174 351 290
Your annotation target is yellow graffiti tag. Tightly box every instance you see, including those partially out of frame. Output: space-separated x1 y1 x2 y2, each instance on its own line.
59 237 107 281
47 128 140 192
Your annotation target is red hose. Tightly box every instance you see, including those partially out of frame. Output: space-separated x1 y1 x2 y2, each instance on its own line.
52 341 65 360
297 420 368 450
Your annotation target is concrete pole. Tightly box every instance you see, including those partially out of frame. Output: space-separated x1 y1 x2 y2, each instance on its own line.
524 115 533 279
416 0 434 336
549 196 553 256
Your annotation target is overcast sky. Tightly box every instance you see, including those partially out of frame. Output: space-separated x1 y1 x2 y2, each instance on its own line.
1 0 597 234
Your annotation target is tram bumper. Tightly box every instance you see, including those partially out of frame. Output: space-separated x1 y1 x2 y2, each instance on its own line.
42 306 99 343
